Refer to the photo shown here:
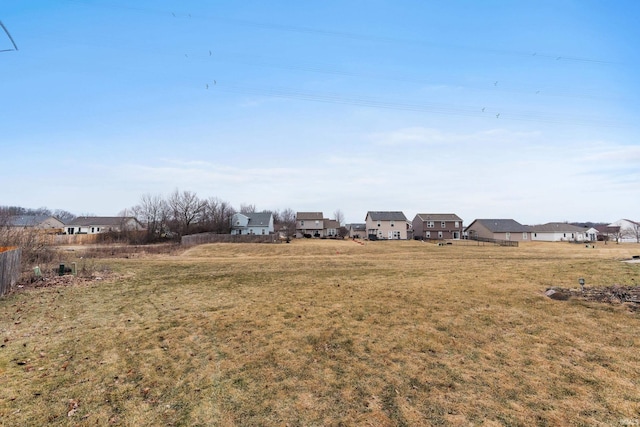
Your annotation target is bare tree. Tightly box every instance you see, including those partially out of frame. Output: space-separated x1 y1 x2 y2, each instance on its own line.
333 209 345 226
132 193 170 241
622 220 640 243
201 197 235 234
239 203 256 214
52 209 76 223
168 189 205 236
275 208 296 238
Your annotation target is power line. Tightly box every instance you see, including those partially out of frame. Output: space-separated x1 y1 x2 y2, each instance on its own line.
213 83 627 128
0 21 18 52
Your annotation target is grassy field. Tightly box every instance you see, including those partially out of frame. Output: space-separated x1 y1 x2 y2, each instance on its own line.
1 239 639 426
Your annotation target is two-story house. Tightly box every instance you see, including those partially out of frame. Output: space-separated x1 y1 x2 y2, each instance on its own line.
230 212 274 235
296 212 325 238
412 213 463 240
365 211 408 240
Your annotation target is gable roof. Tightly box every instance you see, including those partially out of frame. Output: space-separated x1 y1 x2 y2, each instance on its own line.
347 223 366 231
467 219 530 233
415 213 462 222
66 216 138 227
366 211 408 222
528 222 587 233
7 215 62 227
245 212 272 227
296 212 324 220
324 219 340 229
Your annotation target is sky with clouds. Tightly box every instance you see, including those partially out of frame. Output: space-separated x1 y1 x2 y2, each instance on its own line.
2 1 638 225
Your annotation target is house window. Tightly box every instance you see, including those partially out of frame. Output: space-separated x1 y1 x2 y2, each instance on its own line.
441 221 446 228
315 220 319 225
523 233 527 240
390 221 395 227
425 231 431 238
427 221 434 228
97 227 100 232
455 221 459 228
262 229 265 235
377 222 381 227
91 227 95 233
438 231 443 238
301 220 304 226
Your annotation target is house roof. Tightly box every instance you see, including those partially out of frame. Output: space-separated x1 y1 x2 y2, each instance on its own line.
66 216 138 227
324 219 340 229
246 212 272 227
415 213 462 222
348 223 366 231
366 211 408 221
296 212 324 220
528 222 587 233
467 219 530 233
7 215 62 227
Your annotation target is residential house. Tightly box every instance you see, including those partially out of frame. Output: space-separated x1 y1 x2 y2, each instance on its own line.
609 219 640 243
6 215 65 233
65 216 144 235
230 212 274 235
595 224 620 242
365 211 408 240
529 222 588 242
324 219 341 237
347 223 367 239
296 212 325 238
412 213 463 240
465 219 531 242
584 227 599 242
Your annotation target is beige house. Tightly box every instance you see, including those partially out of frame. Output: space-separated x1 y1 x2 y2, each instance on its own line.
347 223 367 239
365 211 408 240
7 215 65 232
465 219 531 242
295 212 325 238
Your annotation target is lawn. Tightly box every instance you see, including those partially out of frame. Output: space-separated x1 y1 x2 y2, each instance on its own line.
1 240 639 426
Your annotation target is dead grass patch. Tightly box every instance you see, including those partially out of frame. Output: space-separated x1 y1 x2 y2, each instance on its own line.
1 240 639 425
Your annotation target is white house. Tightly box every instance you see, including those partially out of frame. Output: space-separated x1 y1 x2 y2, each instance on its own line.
231 212 274 235
65 216 144 235
529 222 588 242
609 219 640 243
365 211 409 240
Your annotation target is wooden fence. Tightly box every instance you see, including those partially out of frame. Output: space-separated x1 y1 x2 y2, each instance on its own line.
0 246 21 297
181 233 281 246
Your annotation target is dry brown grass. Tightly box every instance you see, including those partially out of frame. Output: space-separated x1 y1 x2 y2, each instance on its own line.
1 240 640 426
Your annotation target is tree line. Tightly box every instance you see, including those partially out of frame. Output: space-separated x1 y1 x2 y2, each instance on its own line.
120 189 297 242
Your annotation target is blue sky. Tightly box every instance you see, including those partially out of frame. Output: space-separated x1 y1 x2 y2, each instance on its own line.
2 1 639 225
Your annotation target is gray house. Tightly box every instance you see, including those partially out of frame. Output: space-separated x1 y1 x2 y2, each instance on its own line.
465 219 531 242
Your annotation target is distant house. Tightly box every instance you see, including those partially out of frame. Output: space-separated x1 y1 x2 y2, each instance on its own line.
324 219 341 237
6 215 65 232
65 216 144 235
296 212 325 238
412 213 463 240
465 219 531 242
529 222 588 242
347 223 367 239
230 212 274 235
585 227 599 242
595 224 620 242
365 211 409 240
609 219 640 243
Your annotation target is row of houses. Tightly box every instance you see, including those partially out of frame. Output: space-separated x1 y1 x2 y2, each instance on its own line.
297 212 640 243
4 215 144 235
5 212 640 243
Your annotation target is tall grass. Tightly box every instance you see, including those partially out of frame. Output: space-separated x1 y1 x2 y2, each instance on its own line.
1 240 639 425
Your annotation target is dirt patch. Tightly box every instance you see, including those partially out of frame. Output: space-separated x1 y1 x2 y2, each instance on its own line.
546 285 640 310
